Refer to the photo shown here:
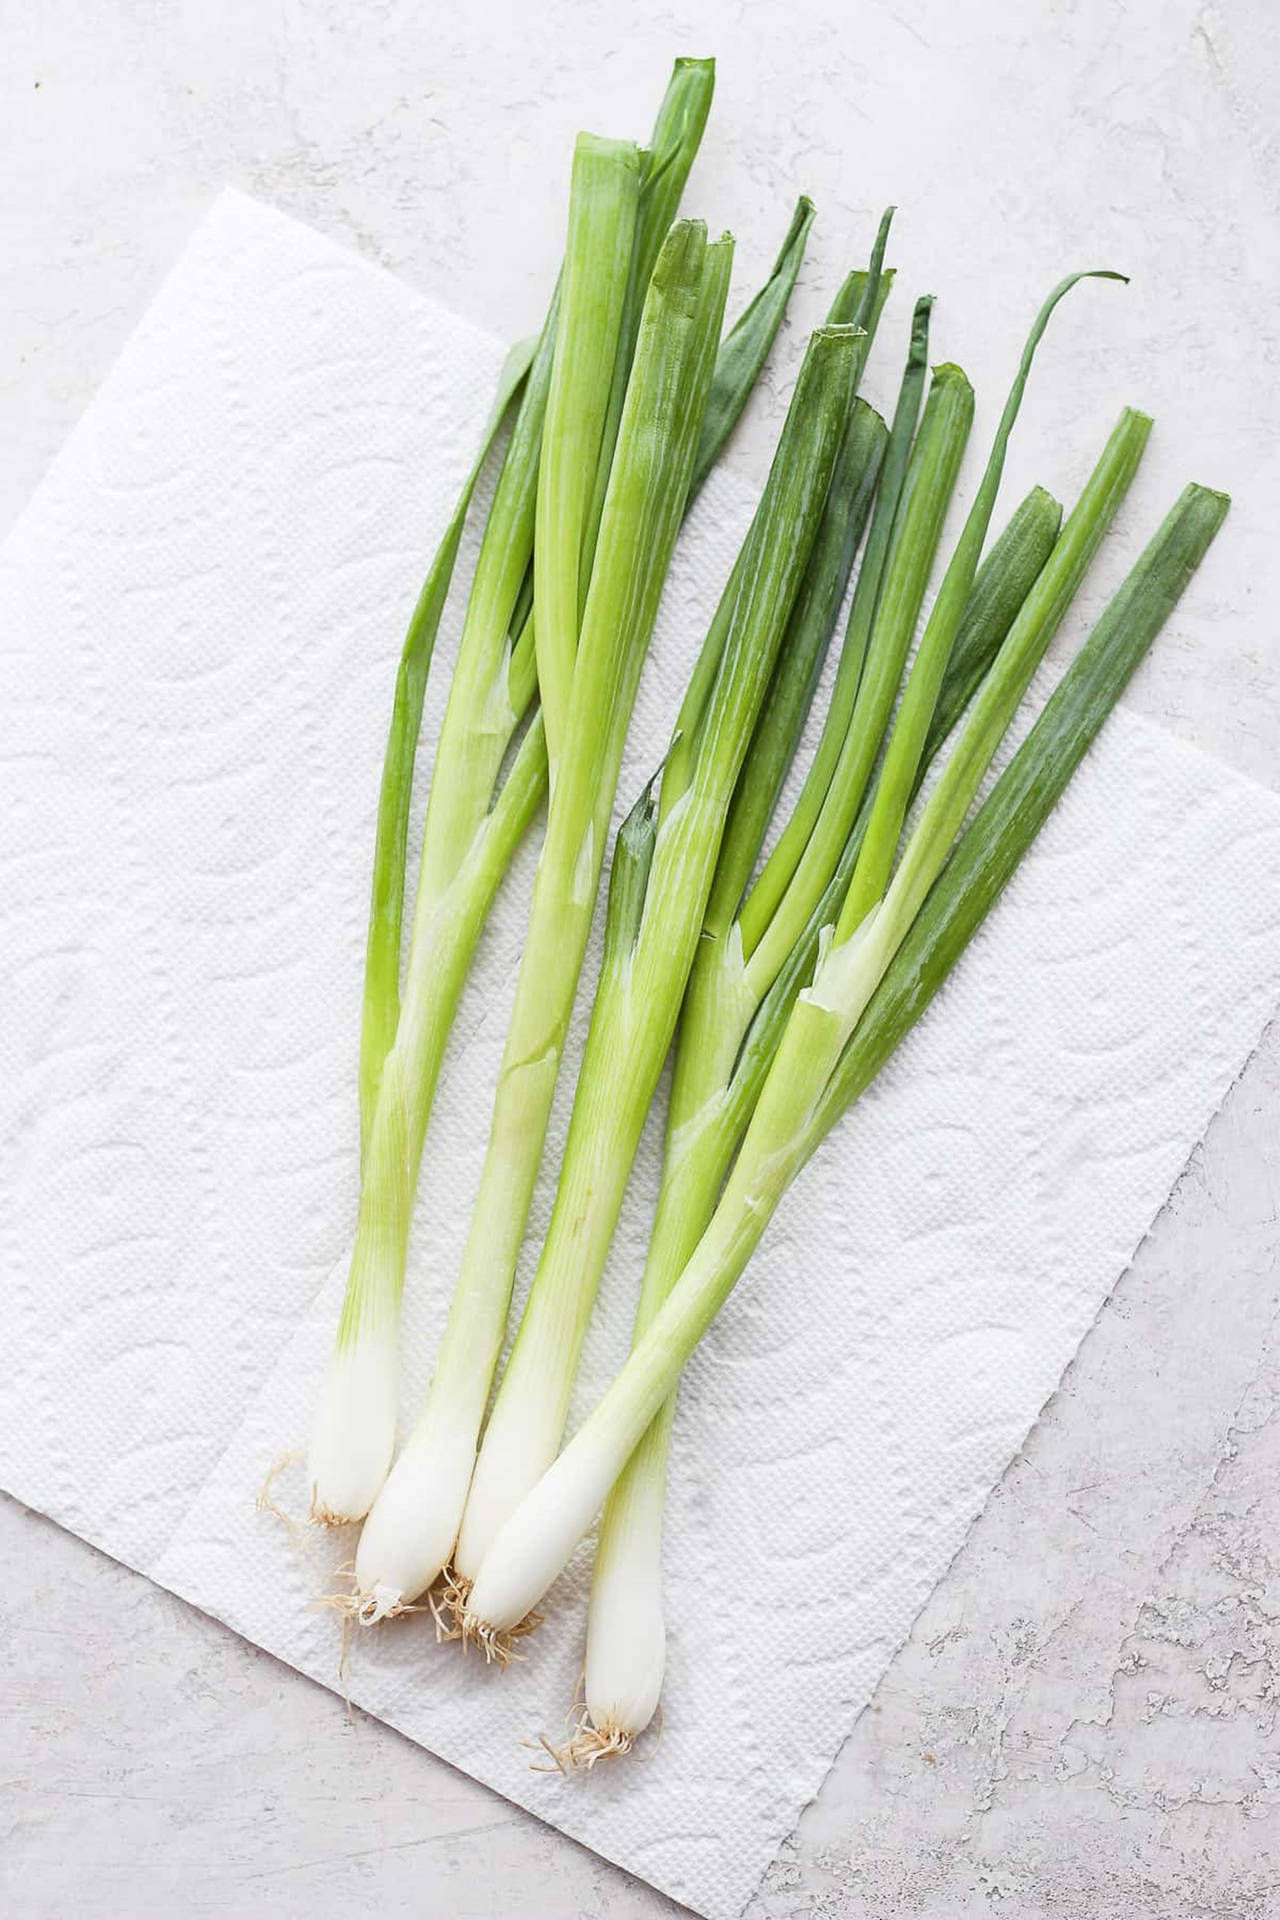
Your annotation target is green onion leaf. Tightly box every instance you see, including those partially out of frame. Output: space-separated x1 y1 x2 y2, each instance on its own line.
839 269 1127 938
534 134 642 773
691 195 816 491
813 478 1230 1140
357 334 536 1153
705 398 888 935
743 347 973 994
451 318 861 1583
736 294 933 961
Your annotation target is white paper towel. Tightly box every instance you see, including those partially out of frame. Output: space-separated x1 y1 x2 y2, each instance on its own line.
3 189 1279 1920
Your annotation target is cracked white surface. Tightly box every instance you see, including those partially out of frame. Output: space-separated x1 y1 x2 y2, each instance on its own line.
4 3 1280 1916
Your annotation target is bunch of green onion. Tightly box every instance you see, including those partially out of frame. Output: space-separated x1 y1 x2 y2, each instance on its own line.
297 55 1229 1761
355 227 897 1622
308 58 811 1530
460 437 1227 1742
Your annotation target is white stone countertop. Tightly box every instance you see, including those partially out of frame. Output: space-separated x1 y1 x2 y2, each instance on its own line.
4 3 1279 1916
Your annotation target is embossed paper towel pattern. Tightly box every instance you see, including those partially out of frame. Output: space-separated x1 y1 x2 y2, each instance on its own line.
3 192 1279 1920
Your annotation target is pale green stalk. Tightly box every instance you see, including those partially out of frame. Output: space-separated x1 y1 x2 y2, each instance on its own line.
534 135 642 773
503 186 818 724
579 59 716 574
506 57 717 708
307 286 559 1522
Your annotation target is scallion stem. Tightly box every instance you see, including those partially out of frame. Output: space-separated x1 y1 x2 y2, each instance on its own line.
838 270 1126 940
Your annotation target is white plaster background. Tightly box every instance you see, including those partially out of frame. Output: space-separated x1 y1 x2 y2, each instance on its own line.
2 2 1278 1915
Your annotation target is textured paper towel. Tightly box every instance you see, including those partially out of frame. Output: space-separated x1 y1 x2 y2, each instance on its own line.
3 189 1280 1919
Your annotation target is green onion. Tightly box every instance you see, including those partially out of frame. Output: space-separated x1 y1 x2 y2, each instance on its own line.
670 274 1124 1267
300 58 1229 1769
735 293 933 959
699 212 897 921
837 271 1125 940
575 480 1062 1756
307 293 560 1526
578 59 716 577
534 136 642 772
729 480 1070 1140
307 63 814 1531
352 217 889 1616
346 219 734 1602
705 395 888 928
308 70 701 1528
445 322 864 1596
627 308 956 1370
462 455 1228 1662
455 273 1136 1650
508 57 716 697
751 356 974 980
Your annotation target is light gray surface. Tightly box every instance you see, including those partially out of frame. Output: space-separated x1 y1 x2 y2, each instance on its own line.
3 3 1279 1916
753 1021 1280 1920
